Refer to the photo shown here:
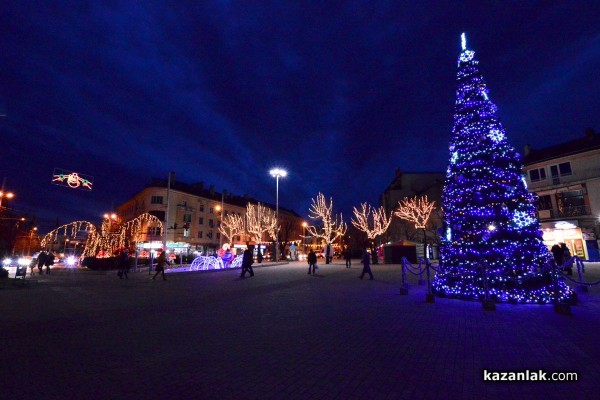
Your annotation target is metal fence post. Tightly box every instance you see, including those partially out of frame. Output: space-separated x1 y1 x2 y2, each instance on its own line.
399 258 408 295
425 260 434 303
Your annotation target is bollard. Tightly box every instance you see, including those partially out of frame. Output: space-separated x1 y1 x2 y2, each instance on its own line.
552 261 571 315
399 260 408 295
576 260 588 293
418 259 426 286
425 261 434 303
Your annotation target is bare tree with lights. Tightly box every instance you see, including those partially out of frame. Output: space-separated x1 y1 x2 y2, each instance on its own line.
394 195 436 257
351 202 393 241
306 193 347 254
219 213 245 244
245 203 277 256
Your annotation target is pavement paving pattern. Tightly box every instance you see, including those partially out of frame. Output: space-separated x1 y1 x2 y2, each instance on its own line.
1 261 599 399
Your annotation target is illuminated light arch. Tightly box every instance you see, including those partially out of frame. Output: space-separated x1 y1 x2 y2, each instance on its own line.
190 255 242 271
42 213 164 258
41 221 97 250
121 213 164 245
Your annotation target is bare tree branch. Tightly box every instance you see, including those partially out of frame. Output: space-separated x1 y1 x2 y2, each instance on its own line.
245 203 277 243
351 202 393 240
394 195 436 229
306 192 347 244
219 213 245 244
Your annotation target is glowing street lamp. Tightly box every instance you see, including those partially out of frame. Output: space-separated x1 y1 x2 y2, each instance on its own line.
302 221 308 253
0 191 14 209
269 168 287 262
216 204 223 248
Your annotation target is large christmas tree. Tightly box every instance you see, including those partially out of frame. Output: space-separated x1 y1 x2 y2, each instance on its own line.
432 34 573 304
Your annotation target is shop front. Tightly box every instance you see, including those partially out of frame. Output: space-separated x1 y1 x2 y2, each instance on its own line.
541 220 588 260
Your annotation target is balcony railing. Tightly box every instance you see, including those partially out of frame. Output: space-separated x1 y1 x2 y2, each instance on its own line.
551 205 591 218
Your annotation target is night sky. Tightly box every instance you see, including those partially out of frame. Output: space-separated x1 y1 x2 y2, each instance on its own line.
1 2 599 234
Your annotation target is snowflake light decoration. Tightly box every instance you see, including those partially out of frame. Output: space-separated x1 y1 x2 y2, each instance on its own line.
488 129 504 143
451 151 459 164
512 210 536 228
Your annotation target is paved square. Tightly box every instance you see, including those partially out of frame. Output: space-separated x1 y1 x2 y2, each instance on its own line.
2 261 599 399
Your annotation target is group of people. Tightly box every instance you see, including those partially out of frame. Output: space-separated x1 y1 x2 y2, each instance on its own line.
550 242 574 275
306 248 373 279
33 251 54 275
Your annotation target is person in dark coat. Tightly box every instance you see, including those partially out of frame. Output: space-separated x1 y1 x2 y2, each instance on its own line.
359 249 373 280
550 243 563 267
240 245 254 277
344 249 352 268
37 251 46 275
118 249 130 279
44 252 54 274
307 249 317 275
325 244 333 264
561 242 573 276
152 250 169 280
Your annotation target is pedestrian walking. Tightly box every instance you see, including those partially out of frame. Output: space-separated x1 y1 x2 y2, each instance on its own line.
36 251 46 275
344 249 352 268
324 244 333 264
359 249 373 280
550 243 563 267
307 249 317 275
240 245 254 277
561 242 573 276
152 250 169 280
118 249 130 279
44 252 54 274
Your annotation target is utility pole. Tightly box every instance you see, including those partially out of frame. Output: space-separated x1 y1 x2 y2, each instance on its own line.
163 172 173 252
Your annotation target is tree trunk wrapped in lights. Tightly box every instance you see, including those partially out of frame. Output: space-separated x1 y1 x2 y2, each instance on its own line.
433 34 573 304
306 192 347 246
351 202 393 241
219 213 245 244
245 203 277 244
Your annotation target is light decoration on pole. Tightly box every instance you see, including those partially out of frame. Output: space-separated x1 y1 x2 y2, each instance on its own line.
351 202 393 240
245 203 277 245
306 192 347 247
432 34 574 304
52 168 93 190
394 196 436 229
219 213 245 244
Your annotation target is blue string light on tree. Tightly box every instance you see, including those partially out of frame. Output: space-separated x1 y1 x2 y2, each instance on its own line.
432 34 574 304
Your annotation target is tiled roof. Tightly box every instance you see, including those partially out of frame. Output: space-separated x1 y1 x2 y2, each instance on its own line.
523 130 600 165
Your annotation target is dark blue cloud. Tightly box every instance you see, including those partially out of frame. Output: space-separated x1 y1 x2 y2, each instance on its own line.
1 1 598 233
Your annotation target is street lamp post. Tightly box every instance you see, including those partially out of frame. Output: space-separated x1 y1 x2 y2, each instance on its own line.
216 201 223 249
302 221 307 253
0 190 14 209
27 227 38 256
269 168 287 262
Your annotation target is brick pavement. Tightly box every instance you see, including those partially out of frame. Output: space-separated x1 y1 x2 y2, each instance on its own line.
1 261 599 399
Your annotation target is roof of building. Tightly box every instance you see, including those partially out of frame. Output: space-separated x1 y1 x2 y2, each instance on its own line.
139 178 302 217
522 128 600 165
384 169 445 193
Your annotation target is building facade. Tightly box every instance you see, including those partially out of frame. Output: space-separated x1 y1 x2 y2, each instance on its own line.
380 169 445 259
522 128 600 260
117 178 305 257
